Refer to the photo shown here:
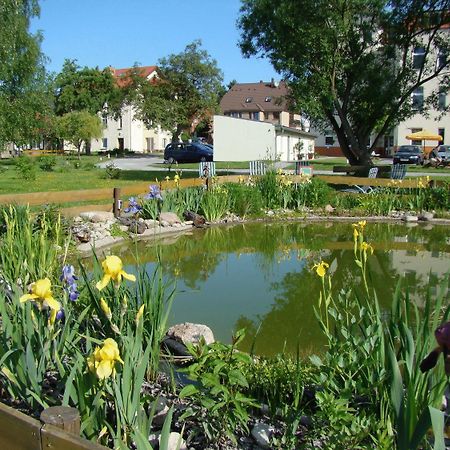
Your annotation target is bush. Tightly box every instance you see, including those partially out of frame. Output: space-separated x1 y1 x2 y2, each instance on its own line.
227 183 263 217
15 155 37 181
103 162 121 179
37 155 57 171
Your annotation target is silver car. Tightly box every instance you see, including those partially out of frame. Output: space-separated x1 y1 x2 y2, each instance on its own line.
437 145 450 160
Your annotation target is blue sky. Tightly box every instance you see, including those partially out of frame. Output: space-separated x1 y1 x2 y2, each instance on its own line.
31 0 278 84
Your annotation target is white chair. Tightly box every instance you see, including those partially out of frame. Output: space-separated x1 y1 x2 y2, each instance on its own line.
343 167 379 193
199 161 216 178
249 160 267 176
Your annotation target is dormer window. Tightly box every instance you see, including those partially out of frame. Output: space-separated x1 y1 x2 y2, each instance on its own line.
265 96 272 102
245 97 253 103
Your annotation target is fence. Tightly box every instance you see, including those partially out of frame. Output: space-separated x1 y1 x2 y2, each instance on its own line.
0 402 106 450
0 174 434 217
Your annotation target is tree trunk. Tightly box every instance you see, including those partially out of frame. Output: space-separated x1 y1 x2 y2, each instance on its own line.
172 124 184 142
85 140 91 156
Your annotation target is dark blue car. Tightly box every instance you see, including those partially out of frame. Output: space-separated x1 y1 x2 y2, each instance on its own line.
164 142 213 164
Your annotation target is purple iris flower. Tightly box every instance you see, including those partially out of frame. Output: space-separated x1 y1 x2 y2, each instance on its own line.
144 185 163 201
56 309 65 321
61 264 79 301
124 197 142 214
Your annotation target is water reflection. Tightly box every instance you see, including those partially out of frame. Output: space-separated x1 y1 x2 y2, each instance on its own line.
111 222 449 356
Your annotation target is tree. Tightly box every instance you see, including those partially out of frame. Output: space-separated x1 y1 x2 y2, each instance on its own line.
0 0 51 150
54 60 120 116
57 111 102 158
131 40 224 141
239 0 450 165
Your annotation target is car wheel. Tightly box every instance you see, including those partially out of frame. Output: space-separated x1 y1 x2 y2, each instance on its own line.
167 157 176 165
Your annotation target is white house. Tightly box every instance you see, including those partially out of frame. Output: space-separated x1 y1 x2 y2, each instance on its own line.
90 66 172 153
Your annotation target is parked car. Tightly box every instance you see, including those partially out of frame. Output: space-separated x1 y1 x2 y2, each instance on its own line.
437 144 450 160
393 145 423 165
164 142 213 164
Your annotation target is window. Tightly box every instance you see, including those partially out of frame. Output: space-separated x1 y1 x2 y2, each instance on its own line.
438 86 446 110
118 116 123 129
102 116 107 127
273 112 280 121
230 112 242 118
250 111 260 120
265 96 272 102
324 131 334 146
410 127 422 145
438 128 445 143
245 97 253 103
413 47 426 69
146 137 154 152
411 87 424 110
102 138 107 149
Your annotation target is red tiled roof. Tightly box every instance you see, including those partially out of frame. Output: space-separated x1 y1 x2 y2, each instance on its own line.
220 80 289 113
110 65 158 87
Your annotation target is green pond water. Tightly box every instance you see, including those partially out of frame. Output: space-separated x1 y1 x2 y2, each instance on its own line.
109 221 449 357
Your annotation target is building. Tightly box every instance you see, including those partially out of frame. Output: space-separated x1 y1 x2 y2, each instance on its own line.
90 66 172 153
314 26 450 157
219 80 315 160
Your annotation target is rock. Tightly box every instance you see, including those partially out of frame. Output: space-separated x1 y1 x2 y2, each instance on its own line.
151 397 170 428
118 225 128 232
166 322 215 346
144 219 159 228
267 210 274 216
79 211 115 223
172 223 182 228
159 212 181 225
324 204 335 213
159 432 187 450
251 422 273 449
403 214 419 222
160 220 170 228
128 221 146 234
183 211 206 228
419 211 434 221
184 220 194 226
72 225 91 243
117 217 133 226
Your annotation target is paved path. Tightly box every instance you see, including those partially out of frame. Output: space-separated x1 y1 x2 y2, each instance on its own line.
97 157 450 177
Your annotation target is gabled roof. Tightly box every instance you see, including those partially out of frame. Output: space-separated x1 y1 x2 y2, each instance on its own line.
110 65 158 87
220 80 289 113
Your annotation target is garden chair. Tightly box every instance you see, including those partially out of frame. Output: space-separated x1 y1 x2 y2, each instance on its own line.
199 161 216 178
390 164 407 180
342 167 379 194
249 160 267 176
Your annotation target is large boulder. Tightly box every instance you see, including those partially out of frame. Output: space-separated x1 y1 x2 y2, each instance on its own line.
166 322 215 347
79 211 115 223
159 212 181 225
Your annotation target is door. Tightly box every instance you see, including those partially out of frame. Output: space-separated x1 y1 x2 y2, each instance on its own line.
118 138 124 152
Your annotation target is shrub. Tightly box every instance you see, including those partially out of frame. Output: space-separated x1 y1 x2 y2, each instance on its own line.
227 183 263 217
37 155 57 171
15 155 36 181
103 162 121 179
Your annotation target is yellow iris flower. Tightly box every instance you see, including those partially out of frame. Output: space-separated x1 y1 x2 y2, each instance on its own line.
361 242 374 255
87 338 124 380
313 261 329 278
100 297 112 319
20 278 61 311
96 255 136 291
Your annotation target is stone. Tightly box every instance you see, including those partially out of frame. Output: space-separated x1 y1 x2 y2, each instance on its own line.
160 220 170 228
419 211 434 221
79 211 115 223
166 322 215 346
172 222 182 228
184 220 194 226
118 217 133 226
159 212 181 225
403 214 419 222
144 219 159 228
324 204 335 213
267 210 274 216
251 422 273 449
160 432 187 450
183 211 206 228
151 397 170 428
118 225 129 232
128 221 146 234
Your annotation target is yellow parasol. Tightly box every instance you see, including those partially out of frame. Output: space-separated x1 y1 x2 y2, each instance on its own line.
405 130 443 154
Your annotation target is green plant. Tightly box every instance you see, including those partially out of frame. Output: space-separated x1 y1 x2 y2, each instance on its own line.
15 155 37 181
37 155 57 171
199 184 230 221
104 162 121 179
256 170 281 209
179 329 257 445
227 183 263 217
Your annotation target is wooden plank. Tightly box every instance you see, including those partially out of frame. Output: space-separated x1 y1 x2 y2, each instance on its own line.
41 424 107 450
0 401 42 450
317 175 423 188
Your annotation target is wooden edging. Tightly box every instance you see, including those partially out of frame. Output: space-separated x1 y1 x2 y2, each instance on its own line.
0 173 443 216
0 401 106 450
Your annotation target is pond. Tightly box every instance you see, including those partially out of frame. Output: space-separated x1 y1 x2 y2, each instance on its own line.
109 221 450 357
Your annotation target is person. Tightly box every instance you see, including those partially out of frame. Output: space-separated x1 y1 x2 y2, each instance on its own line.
429 145 442 165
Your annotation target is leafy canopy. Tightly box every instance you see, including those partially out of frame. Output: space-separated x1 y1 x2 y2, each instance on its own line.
130 40 224 141
239 0 450 164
